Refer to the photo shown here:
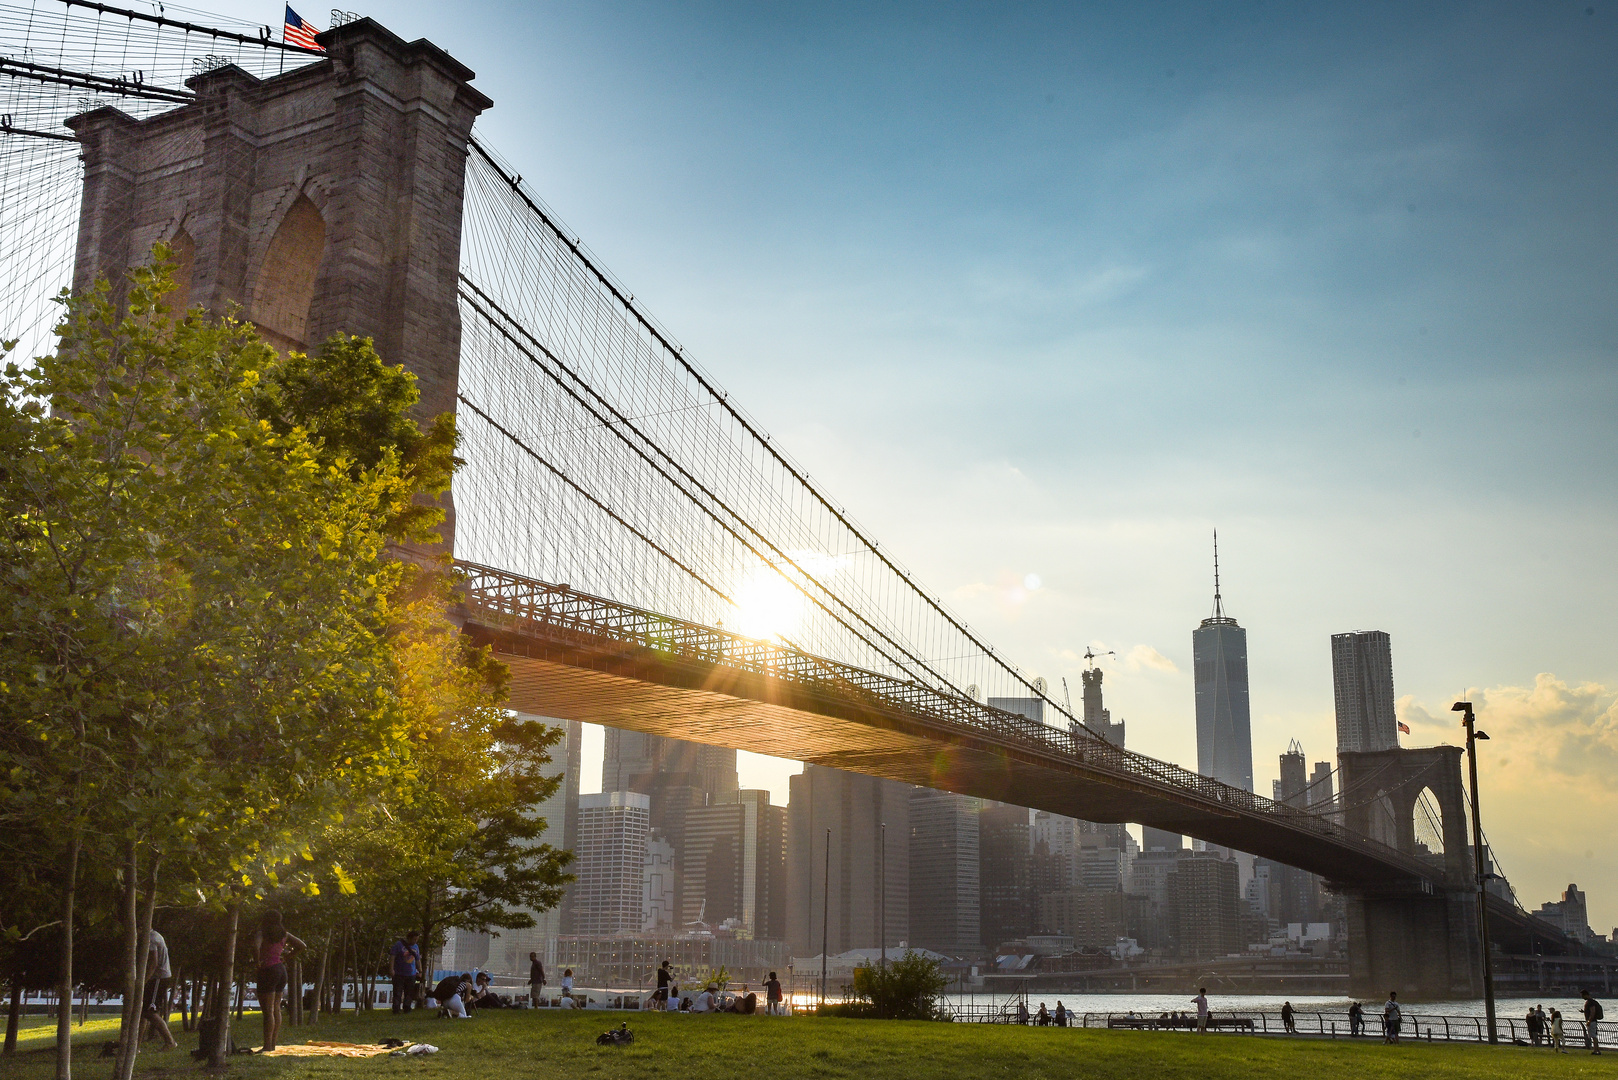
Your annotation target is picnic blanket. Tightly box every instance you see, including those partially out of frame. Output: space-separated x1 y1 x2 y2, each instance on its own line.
260 1042 403 1058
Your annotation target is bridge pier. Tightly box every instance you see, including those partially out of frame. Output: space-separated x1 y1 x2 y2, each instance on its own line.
1337 746 1483 1001
1342 885 1482 1000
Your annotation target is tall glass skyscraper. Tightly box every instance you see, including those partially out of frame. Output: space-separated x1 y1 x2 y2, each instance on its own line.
1330 630 1398 754
1193 532 1254 792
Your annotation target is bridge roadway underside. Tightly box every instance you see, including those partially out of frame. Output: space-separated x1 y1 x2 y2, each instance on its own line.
467 619 1422 891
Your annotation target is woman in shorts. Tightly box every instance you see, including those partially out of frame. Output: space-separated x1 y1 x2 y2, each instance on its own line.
251 910 305 1052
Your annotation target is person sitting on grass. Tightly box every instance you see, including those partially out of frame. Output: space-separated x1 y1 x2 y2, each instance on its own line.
693 985 717 1013
468 973 506 1010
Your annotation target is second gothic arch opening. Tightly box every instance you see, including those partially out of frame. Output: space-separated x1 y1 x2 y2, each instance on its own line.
251 193 326 348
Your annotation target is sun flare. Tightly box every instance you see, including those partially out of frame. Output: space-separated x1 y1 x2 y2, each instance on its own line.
731 569 805 642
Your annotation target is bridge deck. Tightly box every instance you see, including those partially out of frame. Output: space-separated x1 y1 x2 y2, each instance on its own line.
456 561 1447 891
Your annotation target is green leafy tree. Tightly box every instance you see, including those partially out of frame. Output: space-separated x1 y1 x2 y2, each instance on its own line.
2 256 427 1075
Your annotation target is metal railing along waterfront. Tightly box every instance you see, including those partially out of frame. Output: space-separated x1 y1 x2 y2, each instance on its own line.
458 561 1441 884
942 1004 1611 1046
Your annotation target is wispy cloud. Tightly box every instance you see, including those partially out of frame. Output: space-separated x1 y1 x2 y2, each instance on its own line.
1126 644 1178 674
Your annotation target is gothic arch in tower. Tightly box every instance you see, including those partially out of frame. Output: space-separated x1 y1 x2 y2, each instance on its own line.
249 193 326 349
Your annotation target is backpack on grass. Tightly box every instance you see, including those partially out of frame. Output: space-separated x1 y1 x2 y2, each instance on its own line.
596 1023 634 1047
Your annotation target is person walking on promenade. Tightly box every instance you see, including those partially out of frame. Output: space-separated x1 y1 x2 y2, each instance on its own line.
1551 1008 1567 1053
1193 989 1209 1033
390 930 421 1014
1054 1001 1067 1028
251 910 305 1052
1582 989 1604 1054
1537 1004 1550 1046
1036 1003 1049 1026
529 952 546 1008
1527 1006 1543 1046
1381 991 1401 1044
1281 1001 1295 1034
1017 1001 1030 1025
1348 1001 1364 1037
765 970 784 1016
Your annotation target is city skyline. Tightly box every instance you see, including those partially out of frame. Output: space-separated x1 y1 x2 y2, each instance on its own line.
185 0 1618 933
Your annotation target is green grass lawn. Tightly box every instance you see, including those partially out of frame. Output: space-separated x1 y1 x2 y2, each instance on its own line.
3 1008 1611 1080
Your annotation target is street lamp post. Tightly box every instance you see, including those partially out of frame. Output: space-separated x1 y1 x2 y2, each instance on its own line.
1453 700 1497 1044
880 822 887 971
821 828 831 1006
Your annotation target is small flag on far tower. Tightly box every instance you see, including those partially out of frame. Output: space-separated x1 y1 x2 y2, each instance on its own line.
283 6 323 50
1397 721 1411 735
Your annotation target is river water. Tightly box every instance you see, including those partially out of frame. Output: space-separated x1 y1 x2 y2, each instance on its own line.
932 991 1600 1023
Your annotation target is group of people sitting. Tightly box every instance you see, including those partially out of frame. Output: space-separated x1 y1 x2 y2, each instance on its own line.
1015 1001 1070 1026
649 961 784 1015
663 983 760 1014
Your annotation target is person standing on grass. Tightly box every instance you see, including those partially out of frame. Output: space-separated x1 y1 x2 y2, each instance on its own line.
1527 1005 1543 1046
1192 989 1209 1033
1381 991 1401 1044
529 952 546 1008
654 961 672 1011
1583 989 1604 1054
141 928 178 1050
390 930 421 1014
251 910 305 1052
1552 1008 1567 1052
1348 1001 1364 1037
764 970 782 1015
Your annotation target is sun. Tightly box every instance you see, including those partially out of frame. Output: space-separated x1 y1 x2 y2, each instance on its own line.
731 569 805 642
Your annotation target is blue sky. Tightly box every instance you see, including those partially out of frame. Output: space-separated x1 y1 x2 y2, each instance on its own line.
215 0 1618 925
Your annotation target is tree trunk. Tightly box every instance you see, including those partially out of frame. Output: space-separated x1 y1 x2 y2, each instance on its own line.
55 827 79 1080
113 839 144 1080
5 978 21 1054
115 851 160 1080
310 932 330 1025
208 903 239 1068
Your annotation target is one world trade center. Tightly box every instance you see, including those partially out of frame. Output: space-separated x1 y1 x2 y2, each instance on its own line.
1194 531 1254 792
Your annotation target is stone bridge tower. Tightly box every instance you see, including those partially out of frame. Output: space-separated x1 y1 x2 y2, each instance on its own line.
1337 745 1484 999
67 18 491 550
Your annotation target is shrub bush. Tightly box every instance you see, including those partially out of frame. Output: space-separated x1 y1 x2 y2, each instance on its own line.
851 951 950 1020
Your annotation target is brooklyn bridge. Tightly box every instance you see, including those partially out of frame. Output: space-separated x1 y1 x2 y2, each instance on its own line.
0 0 1602 999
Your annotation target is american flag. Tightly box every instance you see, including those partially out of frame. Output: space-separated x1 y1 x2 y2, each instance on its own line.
1397 721 1411 735
283 6 323 50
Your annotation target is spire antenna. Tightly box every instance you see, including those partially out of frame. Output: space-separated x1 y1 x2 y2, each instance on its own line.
1212 528 1224 619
